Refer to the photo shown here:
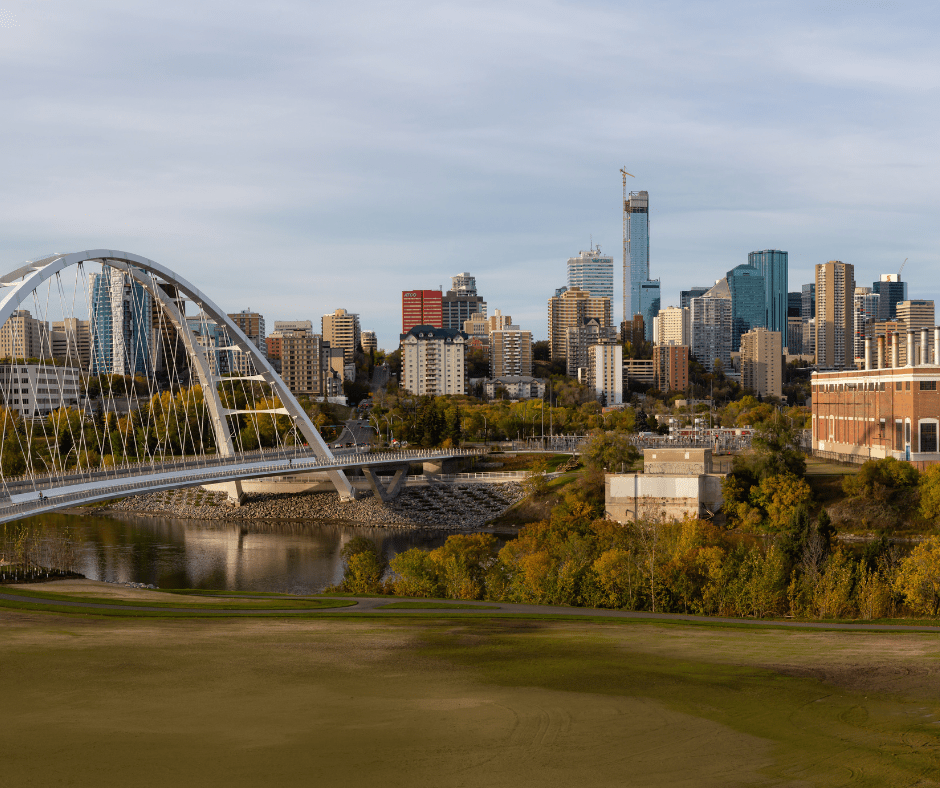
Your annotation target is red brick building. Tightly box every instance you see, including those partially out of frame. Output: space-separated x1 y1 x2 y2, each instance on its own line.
402 290 442 334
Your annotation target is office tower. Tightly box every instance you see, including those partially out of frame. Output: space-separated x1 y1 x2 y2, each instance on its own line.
815 261 855 370
654 306 690 346
547 287 612 361
787 316 804 355
280 333 340 399
400 326 467 395
691 280 732 373
620 314 645 347
402 290 443 334
748 250 788 333
741 328 783 399
565 318 619 377
442 272 486 331
680 287 709 311
50 318 91 369
567 246 614 301
788 292 802 318
361 330 377 353
637 281 661 341
622 186 659 326
321 308 361 364
0 309 50 361
801 283 816 321
588 343 623 405
872 274 908 321
727 264 766 351
89 267 153 377
653 345 689 393
853 287 880 364
490 325 533 377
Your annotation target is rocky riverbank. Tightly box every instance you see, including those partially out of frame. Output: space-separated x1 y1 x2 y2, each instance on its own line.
95 483 526 530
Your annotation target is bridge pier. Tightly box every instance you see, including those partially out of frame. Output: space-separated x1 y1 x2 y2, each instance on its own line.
361 463 410 503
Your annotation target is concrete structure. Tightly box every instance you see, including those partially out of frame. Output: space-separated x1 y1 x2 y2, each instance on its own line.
402 290 443 334
361 330 377 353
588 343 623 405
273 320 313 334
815 260 855 370
568 245 614 301
565 317 618 377
691 286 732 373
490 325 532 377
803 318 816 358
483 375 546 400
645 448 713 475
0 364 81 418
50 318 91 370
0 309 50 361
624 358 655 388
654 306 690 346
321 308 361 365
547 287 612 361
853 287 880 366
464 309 512 346
187 313 234 377
654 344 689 393
748 249 788 334
400 325 466 395
740 328 782 398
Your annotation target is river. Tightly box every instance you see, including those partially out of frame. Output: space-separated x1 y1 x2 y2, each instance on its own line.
3 512 516 594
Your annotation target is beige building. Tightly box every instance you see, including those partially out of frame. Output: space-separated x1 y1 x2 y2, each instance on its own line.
50 318 91 370
547 287 612 361
896 300 935 366
463 309 512 346
400 326 466 395
0 364 81 418
490 325 532 377
654 306 690 346
653 344 689 393
280 334 342 399
0 310 50 361
565 318 618 377
815 260 855 370
741 327 783 398
588 343 623 405
361 330 377 353
624 358 655 388
321 309 361 365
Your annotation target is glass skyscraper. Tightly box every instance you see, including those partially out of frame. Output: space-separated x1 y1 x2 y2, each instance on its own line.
801 283 815 321
623 190 650 322
89 267 153 377
727 264 766 351
638 281 661 342
680 287 709 311
568 247 614 301
872 274 908 321
748 249 788 333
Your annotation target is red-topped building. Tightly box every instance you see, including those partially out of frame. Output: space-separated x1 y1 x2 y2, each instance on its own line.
402 290 442 334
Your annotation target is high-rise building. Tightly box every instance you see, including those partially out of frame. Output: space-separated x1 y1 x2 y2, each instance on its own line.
0 309 50 361
690 289 732 373
620 314 645 348
89 267 153 377
788 292 802 318
400 326 467 395
623 189 657 325
50 318 91 369
565 318 618 377
654 306 690 347
801 283 816 321
740 328 783 399
588 343 623 406
637 281 661 341
727 264 766 351
490 325 533 378
815 261 855 370
186 313 233 377
150 284 188 381
680 287 709 311
803 318 816 358
547 287 612 361
748 250 788 333
361 330 377 354
567 246 614 302
786 316 804 355
853 287 881 365
872 274 908 321
402 290 443 334
450 272 476 294
280 333 341 399
273 320 313 334
442 273 486 332
321 308 361 365
228 309 267 356
896 300 936 365
653 345 689 393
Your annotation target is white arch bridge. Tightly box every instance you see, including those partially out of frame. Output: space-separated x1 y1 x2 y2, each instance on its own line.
0 250 475 524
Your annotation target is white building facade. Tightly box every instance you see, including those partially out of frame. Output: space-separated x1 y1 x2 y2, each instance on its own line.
400 326 467 396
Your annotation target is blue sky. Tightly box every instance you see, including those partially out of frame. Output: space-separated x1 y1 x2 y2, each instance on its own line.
1 0 938 348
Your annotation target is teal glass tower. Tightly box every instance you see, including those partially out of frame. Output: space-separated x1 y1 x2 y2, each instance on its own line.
727 264 766 351
748 250 788 333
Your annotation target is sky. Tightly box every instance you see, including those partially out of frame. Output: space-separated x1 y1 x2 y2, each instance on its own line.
1 0 939 348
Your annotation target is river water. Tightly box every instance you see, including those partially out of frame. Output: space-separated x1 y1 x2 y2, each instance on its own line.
4 512 515 594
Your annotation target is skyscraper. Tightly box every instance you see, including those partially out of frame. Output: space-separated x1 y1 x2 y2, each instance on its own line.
872 274 908 321
801 283 816 321
680 287 709 311
637 281 661 342
853 287 880 364
402 290 443 334
748 250 788 333
89 267 153 377
567 246 614 301
322 308 361 364
547 287 612 361
442 272 486 331
623 189 652 323
815 261 855 370
727 264 766 351
690 292 732 373
788 292 802 318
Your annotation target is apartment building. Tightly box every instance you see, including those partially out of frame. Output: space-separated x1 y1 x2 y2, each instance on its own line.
400 326 467 395
740 328 782 399
361 330 377 353
50 318 91 369
322 308 361 365
653 344 689 393
490 325 532 377
280 333 341 399
0 309 50 361
654 306 690 346
0 364 81 418
547 287 612 361
815 260 855 370
588 343 623 406
565 317 618 377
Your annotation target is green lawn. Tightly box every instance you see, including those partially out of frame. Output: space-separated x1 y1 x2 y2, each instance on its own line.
378 601 501 610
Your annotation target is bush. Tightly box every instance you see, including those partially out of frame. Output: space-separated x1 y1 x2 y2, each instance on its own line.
338 537 388 594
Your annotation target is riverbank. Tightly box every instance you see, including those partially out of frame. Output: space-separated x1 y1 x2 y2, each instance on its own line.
90 483 526 530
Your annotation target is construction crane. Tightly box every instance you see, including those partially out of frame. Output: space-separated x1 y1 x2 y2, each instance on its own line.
621 167 635 327
899 257 908 277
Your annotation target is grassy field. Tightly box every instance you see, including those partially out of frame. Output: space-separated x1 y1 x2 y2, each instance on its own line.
2 605 939 786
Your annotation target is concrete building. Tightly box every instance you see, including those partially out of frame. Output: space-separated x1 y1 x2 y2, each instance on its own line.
568 246 614 301
280 333 342 399
547 287 612 361
150 284 188 381
186 313 233 377
490 325 533 378
273 320 313 334
321 308 361 365
361 330 377 354
740 328 782 399
0 364 81 418
680 287 709 311
690 286 732 373
227 309 267 357
50 318 91 370
803 318 816 358
565 317 618 377
624 358 656 388
588 343 623 406
787 315 804 355
815 261 855 370
402 290 443 334
896 301 936 367
654 306 690 346
853 288 881 366
442 273 486 332
620 314 646 347
482 376 546 400
400 325 467 396
0 309 50 362
654 344 689 393
748 250 788 334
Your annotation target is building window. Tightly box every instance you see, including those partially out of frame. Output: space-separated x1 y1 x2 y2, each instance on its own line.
896 382 902 391
906 421 912 448
906 382 911 391
920 381 937 391
896 421 903 450
921 422 938 453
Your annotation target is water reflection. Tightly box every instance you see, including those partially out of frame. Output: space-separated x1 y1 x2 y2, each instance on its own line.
5 513 515 594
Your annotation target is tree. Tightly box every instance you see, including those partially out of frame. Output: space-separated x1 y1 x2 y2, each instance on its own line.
748 473 813 533
338 537 388 593
582 430 640 474
894 536 940 616
918 464 940 521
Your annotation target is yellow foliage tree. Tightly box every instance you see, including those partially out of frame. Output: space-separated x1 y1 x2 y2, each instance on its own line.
894 536 940 616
